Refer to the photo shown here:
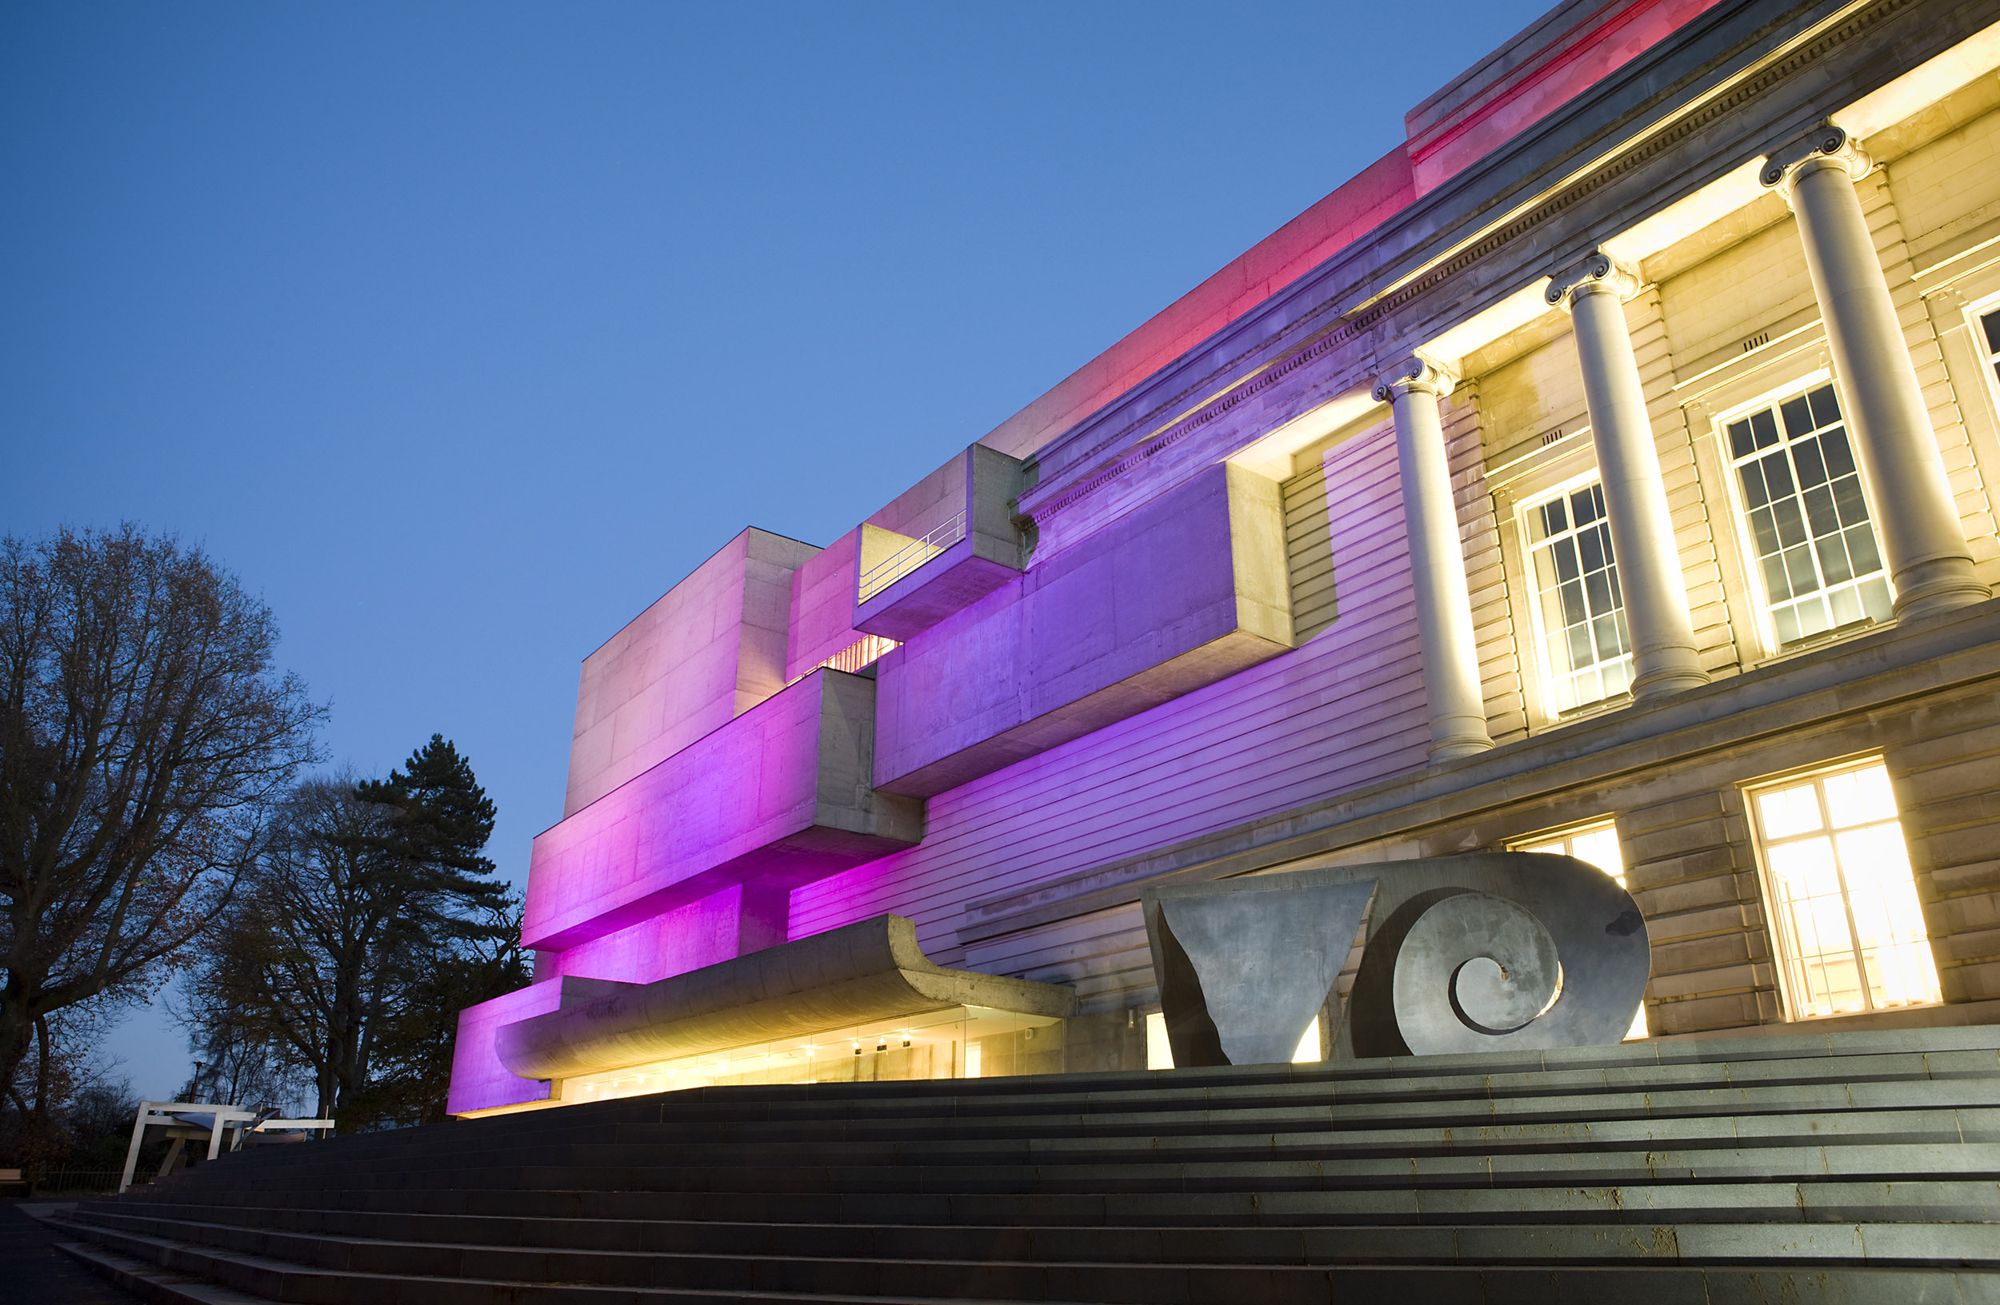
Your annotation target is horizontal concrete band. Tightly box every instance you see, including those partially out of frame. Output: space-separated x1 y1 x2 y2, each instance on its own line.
495 915 1076 1082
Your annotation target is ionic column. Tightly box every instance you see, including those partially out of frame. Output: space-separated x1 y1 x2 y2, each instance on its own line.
1762 126 1990 619
1375 358 1492 761
1547 253 1708 700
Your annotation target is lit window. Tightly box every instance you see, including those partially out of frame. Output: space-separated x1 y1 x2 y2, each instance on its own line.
1745 758 1941 1020
1144 1011 1318 1069
1520 480 1632 712
1510 819 1647 1039
1977 306 2000 387
1723 383 1890 648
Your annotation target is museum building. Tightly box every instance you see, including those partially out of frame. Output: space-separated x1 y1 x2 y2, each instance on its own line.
448 0 2000 1117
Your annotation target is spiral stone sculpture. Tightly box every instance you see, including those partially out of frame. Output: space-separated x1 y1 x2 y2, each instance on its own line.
1142 851 1650 1066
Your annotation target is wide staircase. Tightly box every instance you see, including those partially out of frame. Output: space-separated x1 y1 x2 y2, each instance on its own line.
42 1025 2000 1303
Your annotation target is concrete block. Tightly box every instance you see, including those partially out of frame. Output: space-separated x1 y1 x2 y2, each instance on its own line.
564 528 819 816
523 670 921 953
873 463 1295 796
854 445 1029 641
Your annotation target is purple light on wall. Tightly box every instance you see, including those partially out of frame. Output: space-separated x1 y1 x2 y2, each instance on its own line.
537 883 752 985
789 425 1426 944
522 672 858 953
447 980 583 1115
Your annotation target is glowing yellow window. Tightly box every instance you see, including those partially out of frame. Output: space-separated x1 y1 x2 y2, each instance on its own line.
1144 1011 1319 1069
1510 818 1647 1039
1745 758 1941 1020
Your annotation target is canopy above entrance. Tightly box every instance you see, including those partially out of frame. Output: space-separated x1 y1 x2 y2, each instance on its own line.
494 914 1075 1083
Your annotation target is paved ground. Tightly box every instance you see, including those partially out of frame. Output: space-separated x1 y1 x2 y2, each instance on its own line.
0 1200 144 1303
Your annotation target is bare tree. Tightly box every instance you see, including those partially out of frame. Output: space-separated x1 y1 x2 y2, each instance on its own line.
0 526 322 1113
2 1000 114 1175
186 740 516 1127
191 780 390 1120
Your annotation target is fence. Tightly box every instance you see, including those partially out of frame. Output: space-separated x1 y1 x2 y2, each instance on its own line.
857 511 966 601
33 1168 123 1195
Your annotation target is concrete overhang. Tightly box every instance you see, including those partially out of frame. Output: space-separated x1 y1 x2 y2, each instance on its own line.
853 445 1029 641
871 462 1294 798
495 914 1076 1082
521 669 923 953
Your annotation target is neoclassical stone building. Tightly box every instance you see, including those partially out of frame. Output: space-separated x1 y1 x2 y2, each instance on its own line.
450 0 2000 1116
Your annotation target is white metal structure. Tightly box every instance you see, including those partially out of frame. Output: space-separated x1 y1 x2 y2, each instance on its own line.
119 1100 335 1193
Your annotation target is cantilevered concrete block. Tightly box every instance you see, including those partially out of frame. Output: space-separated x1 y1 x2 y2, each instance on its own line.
853 445 1028 641
565 527 819 817
1144 853 1650 1066
873 463 1293 797
446 976 628 1116
786 529 867 679
533 880 796 987
522 669 923 953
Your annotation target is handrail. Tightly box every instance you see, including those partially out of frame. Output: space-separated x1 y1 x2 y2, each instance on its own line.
858 510 967 601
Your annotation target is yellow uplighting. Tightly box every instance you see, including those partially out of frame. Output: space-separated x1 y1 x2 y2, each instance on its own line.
551 1005 1064 1105
1143 1011 1320 1069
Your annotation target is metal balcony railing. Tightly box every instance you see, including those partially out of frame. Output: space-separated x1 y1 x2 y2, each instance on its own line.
857 510 967 602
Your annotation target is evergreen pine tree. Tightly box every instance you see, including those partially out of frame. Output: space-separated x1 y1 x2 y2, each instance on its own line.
355 734 508 925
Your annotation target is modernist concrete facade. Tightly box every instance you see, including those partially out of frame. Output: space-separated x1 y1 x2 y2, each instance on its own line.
449 0 2000 1117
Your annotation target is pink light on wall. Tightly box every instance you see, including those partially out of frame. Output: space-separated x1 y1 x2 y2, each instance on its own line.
447 976 621 1115
786 530 867 680
536 884 754 985
977 149 1417 463
1406 0 1728 194
522 669 920 954
789 424 1430 952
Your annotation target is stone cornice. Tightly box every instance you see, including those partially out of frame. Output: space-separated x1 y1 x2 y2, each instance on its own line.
1015 0 1933 529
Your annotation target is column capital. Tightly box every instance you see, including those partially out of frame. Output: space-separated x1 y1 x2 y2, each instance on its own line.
1372 355 1457 403
1760 124 1872 195
1545 252 1641 310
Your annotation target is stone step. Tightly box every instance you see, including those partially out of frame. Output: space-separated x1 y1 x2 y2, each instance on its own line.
50 1210 2000 1305
146 1101 2000 1192
542 1097 2000 1153
579 1062 2000 1138
53 1239 280 1305
125 1139 2000 1200
151 1076 2000 1193
47 1219 925 1305
99 1177 2000 1230
583 1025 2000 1107
85 1187 2000 1262
58 1206 2000 1280
60 1029 2000 1304
612 1048 2000 1115
182 1028 2000 1169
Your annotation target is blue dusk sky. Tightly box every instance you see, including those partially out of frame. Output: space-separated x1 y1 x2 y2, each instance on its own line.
2 0 1546 1097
